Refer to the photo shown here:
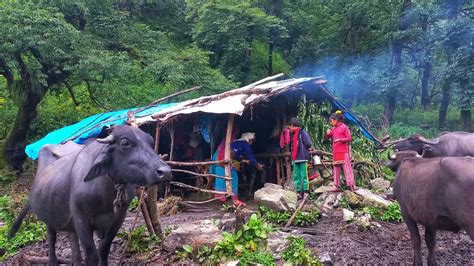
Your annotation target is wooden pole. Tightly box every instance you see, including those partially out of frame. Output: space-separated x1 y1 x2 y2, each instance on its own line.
146 123 162 236
170 181 230 196
126 111 156 236
224 114 235 195
171 168 231 180
285 193 308 228
165 159 229 167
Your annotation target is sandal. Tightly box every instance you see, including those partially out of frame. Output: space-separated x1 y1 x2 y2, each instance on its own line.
331 187 342 192
232 196 246 207
350 186 359 192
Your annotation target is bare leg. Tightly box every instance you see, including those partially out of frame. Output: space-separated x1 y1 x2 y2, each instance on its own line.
74 219 99 265
425 226 437 266
68 231 82 265
47 226 58 265
403 215 422 266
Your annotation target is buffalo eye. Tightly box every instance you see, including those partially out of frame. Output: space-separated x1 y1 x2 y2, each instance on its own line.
120 139 131 147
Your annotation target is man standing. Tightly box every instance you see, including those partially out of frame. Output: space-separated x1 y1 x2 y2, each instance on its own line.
288 117 312 198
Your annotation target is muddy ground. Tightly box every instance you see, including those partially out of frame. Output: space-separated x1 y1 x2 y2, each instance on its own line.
5 200 473 265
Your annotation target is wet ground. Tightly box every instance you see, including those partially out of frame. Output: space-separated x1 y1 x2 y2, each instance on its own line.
5 202 473 265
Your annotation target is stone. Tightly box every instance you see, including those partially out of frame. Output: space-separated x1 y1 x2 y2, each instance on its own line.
344 191 363 206
315 192 344 211
302 203 320 212
266 231 291 260
283 178 296 192
163 219 223 252
370 178 391 191
342 208 354 222
314 185 334 194
309 176 325 189
355 188 392 209
318 251 334 266
355 214 372 229
254 183 297 211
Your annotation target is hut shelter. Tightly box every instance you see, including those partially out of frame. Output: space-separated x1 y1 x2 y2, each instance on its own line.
25 74 381 200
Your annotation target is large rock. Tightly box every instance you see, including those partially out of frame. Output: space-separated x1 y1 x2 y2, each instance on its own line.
309 177 325 189
342 208 354 222
318 251 334 266
315 192 344 211
344 191 363 207
254 183 297 211
370 178 391 191
355 188 392 209
163 220 223 252
314 185 334 194
283 178 296 192
266 231 291 260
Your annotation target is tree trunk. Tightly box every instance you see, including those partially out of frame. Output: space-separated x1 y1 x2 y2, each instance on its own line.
460 110 471 132
241 24 254 85
3 83 44 171
383 90 397 128
420 59 432 110
268 32 274 76
438 80 451 130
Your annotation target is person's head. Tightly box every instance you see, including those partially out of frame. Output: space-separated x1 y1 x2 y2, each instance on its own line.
240 132 256 144
329 110 344 127
288 117 302 131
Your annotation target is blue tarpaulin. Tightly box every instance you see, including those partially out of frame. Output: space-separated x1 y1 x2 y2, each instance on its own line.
25 103 177 160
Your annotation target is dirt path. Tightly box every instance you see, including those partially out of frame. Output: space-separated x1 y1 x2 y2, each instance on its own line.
5 205 473 265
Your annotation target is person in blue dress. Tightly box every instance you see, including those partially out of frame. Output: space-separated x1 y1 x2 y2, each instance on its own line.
210 132 263 206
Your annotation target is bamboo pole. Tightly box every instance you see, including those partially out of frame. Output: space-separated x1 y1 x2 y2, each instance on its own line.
165 159 229 167
171 168 231 180
170 181 229 196
285 193 309 228
224 114 235 195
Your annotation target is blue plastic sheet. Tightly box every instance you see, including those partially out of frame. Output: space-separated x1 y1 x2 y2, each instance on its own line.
25 103 177 160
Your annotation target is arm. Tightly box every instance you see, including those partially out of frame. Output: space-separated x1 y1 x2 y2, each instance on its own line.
339 125 352 143
243 142 258 167
302 130 312 149
325 129 332 139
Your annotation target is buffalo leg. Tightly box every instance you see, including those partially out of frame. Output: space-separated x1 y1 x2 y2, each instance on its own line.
98 213 127 266
404 215 422 266
47 226 59 265
68 232 82 265
74 219 99 265
425 227 437 266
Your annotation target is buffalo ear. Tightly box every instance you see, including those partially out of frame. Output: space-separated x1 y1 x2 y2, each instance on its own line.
422 144 434 152
84 149 111 182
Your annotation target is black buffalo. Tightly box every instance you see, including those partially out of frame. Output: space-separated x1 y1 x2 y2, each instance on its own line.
386 151 474 265
392 131 474 157
9 126 171 265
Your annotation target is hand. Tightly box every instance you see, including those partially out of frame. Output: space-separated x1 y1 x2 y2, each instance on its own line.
256 163 264 171
326 129 332 135
334 139 341 143
242 159 250 165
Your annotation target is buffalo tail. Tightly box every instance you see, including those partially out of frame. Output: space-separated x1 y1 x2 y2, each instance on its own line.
7 202 30 239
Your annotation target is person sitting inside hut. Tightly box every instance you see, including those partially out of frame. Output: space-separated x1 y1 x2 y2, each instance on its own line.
210 132 263 206
287 117 313 199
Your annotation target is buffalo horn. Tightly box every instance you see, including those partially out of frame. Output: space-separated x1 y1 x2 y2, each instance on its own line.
97 134 114 144
416 135 439 145
387 151 396 160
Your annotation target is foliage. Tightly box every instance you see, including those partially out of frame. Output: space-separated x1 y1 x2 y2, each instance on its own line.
359 202 402 223
258 206 320 227
0 196 46 259
281 236 321 266
380 202 403 223
128 197 139 212
117 225 160 254
178 213 274 264
240 249 276 266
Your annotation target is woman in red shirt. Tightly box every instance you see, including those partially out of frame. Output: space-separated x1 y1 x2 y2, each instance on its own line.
325 111 357 192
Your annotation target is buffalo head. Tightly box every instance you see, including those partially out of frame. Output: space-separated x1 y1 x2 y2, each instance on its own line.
385 150 421 171
392 134 439 156
84 125 172 186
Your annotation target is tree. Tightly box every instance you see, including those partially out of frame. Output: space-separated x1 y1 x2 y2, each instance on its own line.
0 3 81 170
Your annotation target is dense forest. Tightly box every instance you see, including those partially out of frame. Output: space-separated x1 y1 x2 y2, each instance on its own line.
1 0 473 171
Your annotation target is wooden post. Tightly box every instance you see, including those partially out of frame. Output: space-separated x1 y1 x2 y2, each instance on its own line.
224 114 235 195
276 158 281 186
165 123 175 198
126 111 156 236
146 123 162 236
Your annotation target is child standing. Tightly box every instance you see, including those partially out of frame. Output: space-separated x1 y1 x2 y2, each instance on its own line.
288 117 313 198
325 111 357 192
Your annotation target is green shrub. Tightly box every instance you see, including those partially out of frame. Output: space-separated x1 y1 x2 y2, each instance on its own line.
381 202 402 222
117 225 160 253
0 196 47 259
258 206 320 227
282 236 321 265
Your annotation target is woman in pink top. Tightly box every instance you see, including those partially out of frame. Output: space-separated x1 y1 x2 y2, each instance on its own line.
325 111 357 192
